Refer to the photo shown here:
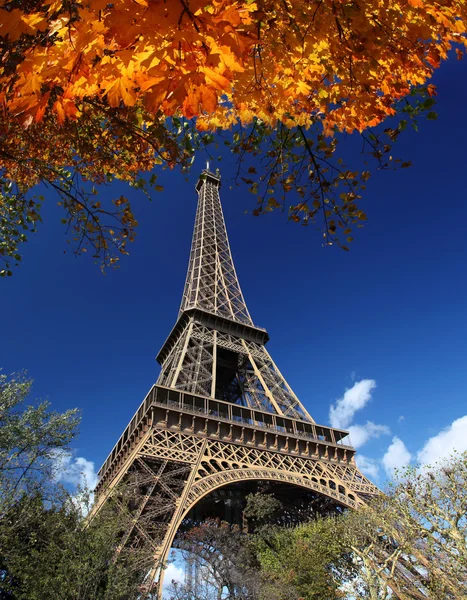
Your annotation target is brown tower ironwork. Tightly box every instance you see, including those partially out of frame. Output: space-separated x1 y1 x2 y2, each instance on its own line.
93 166 378 595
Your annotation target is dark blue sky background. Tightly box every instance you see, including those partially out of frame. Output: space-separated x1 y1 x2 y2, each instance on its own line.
2 56 466 482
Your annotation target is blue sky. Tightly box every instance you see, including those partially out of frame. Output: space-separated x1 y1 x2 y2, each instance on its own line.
2 56 467 489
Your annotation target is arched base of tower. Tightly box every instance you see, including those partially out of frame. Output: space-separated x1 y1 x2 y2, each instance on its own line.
180 479 346 532
92 395 379 598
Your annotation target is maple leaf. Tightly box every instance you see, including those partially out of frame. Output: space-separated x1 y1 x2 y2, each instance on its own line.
21 74 42 96
200 85 217 113
202 67 231 92
103 78 137 107
1 0 466 272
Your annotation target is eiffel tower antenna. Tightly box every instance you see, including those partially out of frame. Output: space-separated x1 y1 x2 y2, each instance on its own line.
92 167 378 597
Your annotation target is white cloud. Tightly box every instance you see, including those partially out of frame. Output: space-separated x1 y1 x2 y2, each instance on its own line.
348 421 390 449
53 450 98 491
398 415 405 423
163 563 185 590
417 415 467 467
355 455 380 480
329 379 377 429
382 437 412 476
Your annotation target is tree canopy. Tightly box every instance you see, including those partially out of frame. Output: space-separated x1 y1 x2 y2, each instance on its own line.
0 371 79 511
1 0 466 274
0 371 156 600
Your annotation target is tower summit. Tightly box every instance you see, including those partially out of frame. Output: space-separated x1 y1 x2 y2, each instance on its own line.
93 167 378 595
156 166 313 422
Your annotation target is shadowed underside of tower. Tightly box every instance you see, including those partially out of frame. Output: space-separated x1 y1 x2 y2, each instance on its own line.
93 167 379 596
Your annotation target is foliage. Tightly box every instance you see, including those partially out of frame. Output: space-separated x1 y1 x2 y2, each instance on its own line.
1 0 466 273
0 371 155 600
169 519 261 600
343 453 467 600
0 370 79 513
254 516 355 600
0 486 154 600
169 455 467 600
243 490 283 530
255 453 467 599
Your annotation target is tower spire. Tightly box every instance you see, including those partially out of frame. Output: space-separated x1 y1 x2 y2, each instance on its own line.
178 167 253 326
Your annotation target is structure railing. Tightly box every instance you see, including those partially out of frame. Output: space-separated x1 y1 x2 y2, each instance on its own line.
98 384 353 479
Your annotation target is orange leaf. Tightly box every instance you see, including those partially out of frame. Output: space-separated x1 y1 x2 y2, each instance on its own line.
104 78 137 107
203 67 231 92
182 87 201 119
200 85 217 114
35 92 50 122
21 73 42 96
53 100 65 124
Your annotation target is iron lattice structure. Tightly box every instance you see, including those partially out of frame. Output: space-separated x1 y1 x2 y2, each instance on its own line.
93 167 379 595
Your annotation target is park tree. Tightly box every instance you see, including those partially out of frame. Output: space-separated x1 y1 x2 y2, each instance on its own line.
0 486 154 600
254 515 356 600
168 492 351 600
253 453 467 600
0 371 156 599
1 0 466 274
168 519 261 600
0 370 79 514
342 453 467 600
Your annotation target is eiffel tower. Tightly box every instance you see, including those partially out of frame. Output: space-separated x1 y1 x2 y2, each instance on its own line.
93 165 378 594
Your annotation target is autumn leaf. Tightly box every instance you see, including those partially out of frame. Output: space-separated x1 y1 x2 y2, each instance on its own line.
1 0 466 272
53 100 65 124
200 85 217 113
202 67 231 93
103 78 137 107
21 74 42 96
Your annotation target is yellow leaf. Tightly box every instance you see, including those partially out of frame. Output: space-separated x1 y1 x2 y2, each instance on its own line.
46 0 63 15
22 12 48 32
104 78 137 107
203 67 231 92
21 73 42 95
296 81 311 95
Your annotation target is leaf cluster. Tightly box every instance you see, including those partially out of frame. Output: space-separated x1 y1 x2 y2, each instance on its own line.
0 0 465 272
0 371 79 510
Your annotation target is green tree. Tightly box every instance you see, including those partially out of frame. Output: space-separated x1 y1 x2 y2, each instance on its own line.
254 516 355 600
177 454 467 600
0 371 79 515
0 371 154 600
0 487 154 600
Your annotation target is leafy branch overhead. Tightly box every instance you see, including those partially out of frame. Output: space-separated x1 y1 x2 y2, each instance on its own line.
1 0 465 273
